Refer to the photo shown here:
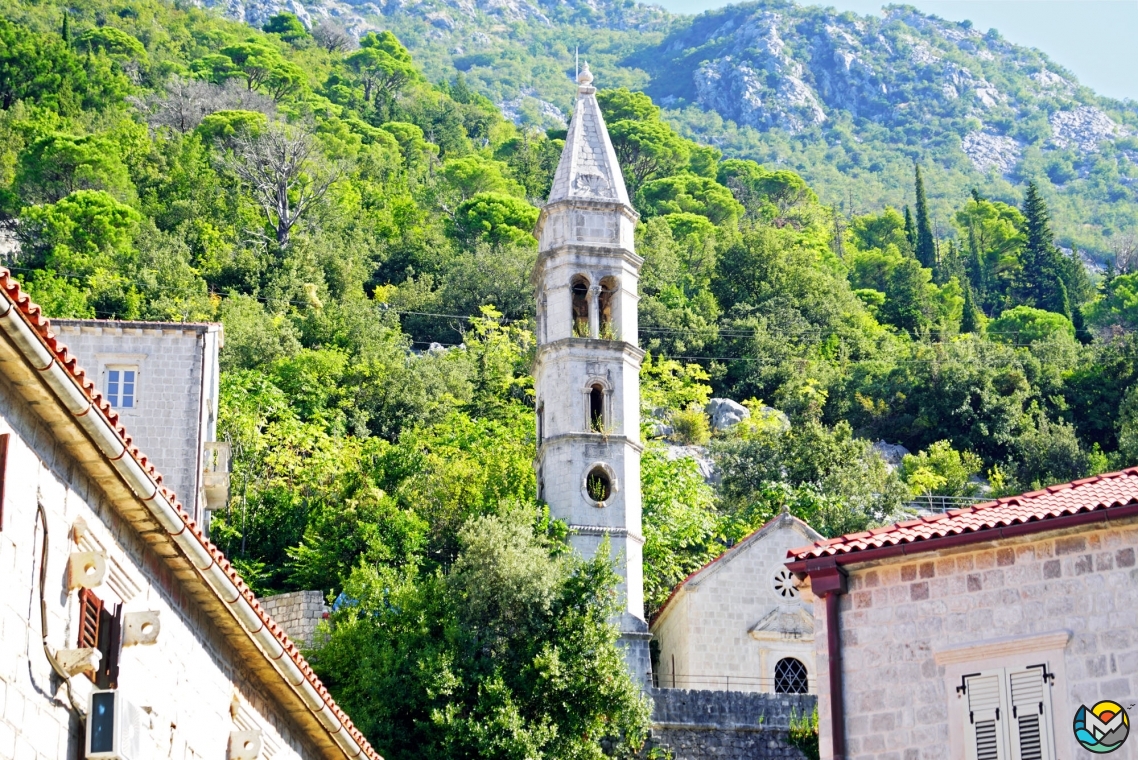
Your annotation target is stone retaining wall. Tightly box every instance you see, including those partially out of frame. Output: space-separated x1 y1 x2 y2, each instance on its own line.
649 688 816 759
259 590 330 648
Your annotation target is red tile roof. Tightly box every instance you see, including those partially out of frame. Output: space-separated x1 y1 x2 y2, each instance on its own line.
787 467 1138 562
0 268 381 760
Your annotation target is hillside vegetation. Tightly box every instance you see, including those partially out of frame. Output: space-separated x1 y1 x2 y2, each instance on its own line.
266 0 1138 260
1 0 1137 757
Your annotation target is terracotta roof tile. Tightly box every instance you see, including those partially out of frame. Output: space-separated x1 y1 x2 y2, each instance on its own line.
0 267 381 760
787 468 1138 561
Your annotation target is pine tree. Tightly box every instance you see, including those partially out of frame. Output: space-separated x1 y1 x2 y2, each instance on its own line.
903 205 916 252
961 285 981 334
1018 182 1069 317
913 165 936 270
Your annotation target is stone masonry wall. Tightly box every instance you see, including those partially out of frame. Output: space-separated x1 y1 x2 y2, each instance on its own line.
0 365 313 760
52 320 221 523
813 518 1138 760
649 688 815 760
259 591 330 649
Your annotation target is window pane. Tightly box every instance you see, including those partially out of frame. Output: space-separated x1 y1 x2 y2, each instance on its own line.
107 370 119 407
122 370 135 408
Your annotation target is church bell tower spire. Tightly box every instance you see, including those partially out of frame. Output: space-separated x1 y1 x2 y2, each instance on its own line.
532 63 650 681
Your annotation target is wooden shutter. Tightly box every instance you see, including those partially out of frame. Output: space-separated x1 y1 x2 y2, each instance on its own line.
0 432 8 531
78 588 103 649
1008 666 1055 760
77 589 122 688
964 671 1009 760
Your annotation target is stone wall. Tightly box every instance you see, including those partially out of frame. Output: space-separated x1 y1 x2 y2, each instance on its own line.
259 591 330 649
814 518 1138 760
52 320 221 523
649 688 816 760
0 363 313 760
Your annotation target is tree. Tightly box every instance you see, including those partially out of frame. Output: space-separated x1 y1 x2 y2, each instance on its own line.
308 509 651 760
451 192 539 247
262 13 309 44
1016 182 1070 316
900 440 983 497
312 21 357 53
596 87 660 122
913 165 936 269
345 32 417 116
607 119 690 191
638 173 743 227
961 285 981 334
220 123 340 248
641 447 719 616
15 132 134 203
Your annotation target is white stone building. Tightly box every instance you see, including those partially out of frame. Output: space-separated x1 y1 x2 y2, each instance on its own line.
51 318 226 526
0 270 380 760
531 63 651 678
652 508 823 694
787 470 1138 760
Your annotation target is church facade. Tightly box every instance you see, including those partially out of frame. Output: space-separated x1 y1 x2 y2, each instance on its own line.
532 63 651 679
652 509 823 695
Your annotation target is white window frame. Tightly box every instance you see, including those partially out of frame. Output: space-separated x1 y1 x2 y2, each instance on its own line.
94 353 146 413
937 630 1071 760
959 666 1056 760
106 366 139 409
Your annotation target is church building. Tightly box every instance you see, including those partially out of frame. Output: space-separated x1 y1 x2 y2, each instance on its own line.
652 508 823 694
532 63 651 679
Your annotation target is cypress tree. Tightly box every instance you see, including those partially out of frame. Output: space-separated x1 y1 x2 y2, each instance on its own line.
903 205 916 252
961 285 981 334
1018 182 1069 316
61 12 70 44
914 165 936 270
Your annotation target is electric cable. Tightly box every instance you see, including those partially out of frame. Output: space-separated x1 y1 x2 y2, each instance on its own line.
35 502 87 718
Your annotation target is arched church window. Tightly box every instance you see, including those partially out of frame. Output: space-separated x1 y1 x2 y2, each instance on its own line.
571 276 590 337
589 385 605 432
586 466 612 503
775 658 809 694
598 276 617 340
773 567 799 599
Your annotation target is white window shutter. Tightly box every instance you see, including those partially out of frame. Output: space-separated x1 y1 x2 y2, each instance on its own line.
964 671 1009 760
1007 666 1055 760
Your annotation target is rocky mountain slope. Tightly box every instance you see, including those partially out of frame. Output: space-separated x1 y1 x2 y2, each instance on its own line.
195 0 1138 256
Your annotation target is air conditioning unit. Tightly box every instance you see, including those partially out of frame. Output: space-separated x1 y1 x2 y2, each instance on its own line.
87 690 146 760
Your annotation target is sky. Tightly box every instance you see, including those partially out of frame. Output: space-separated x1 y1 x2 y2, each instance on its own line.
652 0 1138 103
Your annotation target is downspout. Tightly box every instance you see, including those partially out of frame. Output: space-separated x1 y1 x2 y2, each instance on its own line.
805 560 848 760
193 329 207 526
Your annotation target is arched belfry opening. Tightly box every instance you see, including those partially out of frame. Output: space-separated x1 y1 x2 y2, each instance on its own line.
599 276 618 340
589 384 605 432
571 276 590 337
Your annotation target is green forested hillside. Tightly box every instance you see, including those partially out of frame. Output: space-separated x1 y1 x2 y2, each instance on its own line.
1 1 1137 757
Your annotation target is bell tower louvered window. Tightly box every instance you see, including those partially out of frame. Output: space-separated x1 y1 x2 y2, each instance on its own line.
959 667 1055 760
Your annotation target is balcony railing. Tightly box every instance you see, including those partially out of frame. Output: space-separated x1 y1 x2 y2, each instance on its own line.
202 441 231 510
903 494 989 514
646 672 816 694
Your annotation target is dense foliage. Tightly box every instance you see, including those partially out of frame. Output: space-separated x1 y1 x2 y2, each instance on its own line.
1 0 1136 756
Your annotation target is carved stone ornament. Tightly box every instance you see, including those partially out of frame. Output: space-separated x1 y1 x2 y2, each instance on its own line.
748 605 815 641
573 172 614 198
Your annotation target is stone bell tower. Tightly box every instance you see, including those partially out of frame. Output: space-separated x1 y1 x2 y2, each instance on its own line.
532 63 650 681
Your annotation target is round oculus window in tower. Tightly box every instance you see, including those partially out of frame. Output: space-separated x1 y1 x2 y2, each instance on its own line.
773 567 799 599
584 466 613 505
